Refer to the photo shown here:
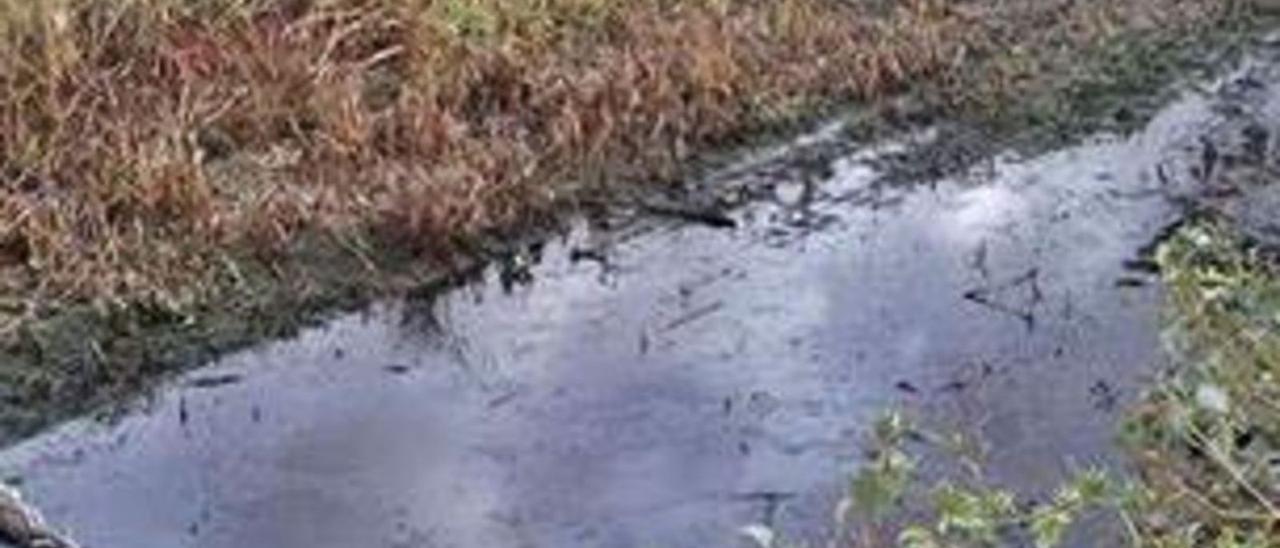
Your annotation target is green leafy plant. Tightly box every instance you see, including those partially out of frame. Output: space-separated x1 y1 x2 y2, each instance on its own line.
746 412 1118 548
1121 221 1280 546
752 221 1280 547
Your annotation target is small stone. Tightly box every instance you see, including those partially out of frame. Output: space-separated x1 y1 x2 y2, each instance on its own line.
1196 384 1231 414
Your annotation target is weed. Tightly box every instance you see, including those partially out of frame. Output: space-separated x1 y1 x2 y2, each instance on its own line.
1124 222 1280 546
755 221 1280 547
742 411 1119 548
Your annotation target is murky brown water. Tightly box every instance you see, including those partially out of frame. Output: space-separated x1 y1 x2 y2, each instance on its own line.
5 48 1280 548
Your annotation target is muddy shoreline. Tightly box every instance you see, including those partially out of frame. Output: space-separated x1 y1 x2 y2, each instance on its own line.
0 18 1274 454
1 27 1280 547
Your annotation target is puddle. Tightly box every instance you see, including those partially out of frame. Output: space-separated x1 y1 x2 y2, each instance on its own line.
4 49 1280 548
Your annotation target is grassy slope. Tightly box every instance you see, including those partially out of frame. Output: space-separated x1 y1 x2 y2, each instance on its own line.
0 0 1265 441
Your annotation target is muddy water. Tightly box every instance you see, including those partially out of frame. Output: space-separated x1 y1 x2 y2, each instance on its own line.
5 56 1280 548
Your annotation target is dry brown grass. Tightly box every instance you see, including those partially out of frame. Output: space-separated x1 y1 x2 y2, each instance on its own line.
0 0 1243 336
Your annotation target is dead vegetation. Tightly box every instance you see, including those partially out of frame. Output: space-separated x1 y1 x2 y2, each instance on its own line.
0 0 1252 356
